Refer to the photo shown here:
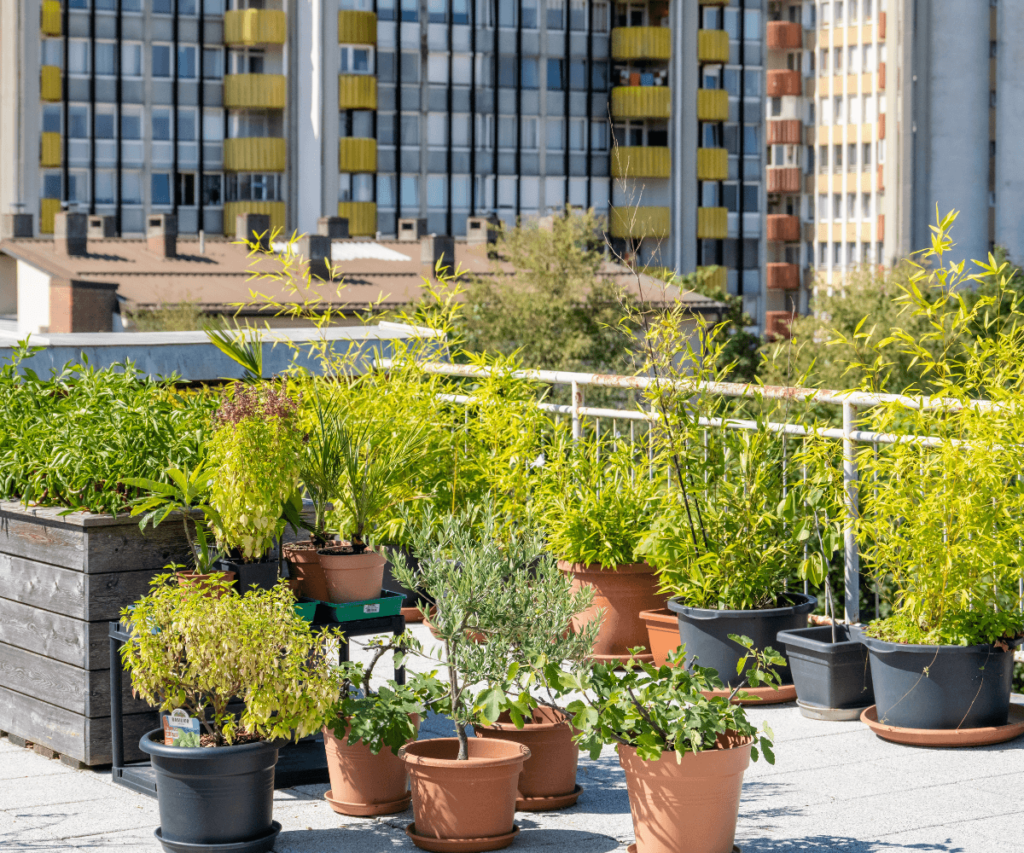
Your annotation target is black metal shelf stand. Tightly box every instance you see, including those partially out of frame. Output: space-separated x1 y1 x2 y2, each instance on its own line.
109 612 406 798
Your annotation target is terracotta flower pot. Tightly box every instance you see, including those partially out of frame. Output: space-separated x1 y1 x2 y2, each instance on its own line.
176 570 236 598
640 608 681 667
400 737 529 851
283 543 329 601
322 718 418 816
474 706 581 810
559 561 666 663
618 734 752 853
318 548 387 603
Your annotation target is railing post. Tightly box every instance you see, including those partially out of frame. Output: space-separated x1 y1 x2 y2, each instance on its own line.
843 401 860 624
571 380 582 442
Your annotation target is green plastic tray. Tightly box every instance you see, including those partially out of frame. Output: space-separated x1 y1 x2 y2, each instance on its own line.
293 601 318 622
325 589 405 623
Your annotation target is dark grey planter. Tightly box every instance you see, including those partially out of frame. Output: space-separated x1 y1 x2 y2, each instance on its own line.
221 559 280 593
668 592 817 687
140 729 281 852
778 624 873 717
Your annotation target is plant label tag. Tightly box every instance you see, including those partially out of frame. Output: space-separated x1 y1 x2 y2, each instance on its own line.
363 603 381 614
162 708 202 747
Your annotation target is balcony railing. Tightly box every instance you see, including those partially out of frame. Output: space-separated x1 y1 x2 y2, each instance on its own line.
698 265 727 293
338 10 377 44
611 27 671 61
767 119 802 144
766 214 801 242
697 148 728 181
41 0 61 36
697 88 728 121
39 198 61 234
697 30 729 63
766 167 802 194
609 206 670 239
766 69 802 97
224 9 286 45
338 138 377 173
41 66 62 102
765 310 796 340
339 75 377 110
766 21 803 50
610 146 671 178
40 132 61 167
223 138 286 172
337 201 377 237
223 201 286 236
697 207 728 239
766 262 801 290
224 74 286 109
611 86 670 119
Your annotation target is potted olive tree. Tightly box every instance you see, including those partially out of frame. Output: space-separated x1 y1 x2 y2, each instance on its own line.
543 640 782 853
389 508 597 850
120 576 341 852
537 436 666 663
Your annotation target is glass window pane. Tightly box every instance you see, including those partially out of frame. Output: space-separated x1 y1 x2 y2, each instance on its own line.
95 111 116 139
68 106 89 139
178 111 197 141
202 174 222 206
95 42 116 76
546 118 563 150
521 58 539 89
42 105 62 134
203 48 223 78
547 0 564 29
178 46 197 78
152 110 172 141
152 45 171 78
152 173 172 206
570 60 586 90
547 59 563 91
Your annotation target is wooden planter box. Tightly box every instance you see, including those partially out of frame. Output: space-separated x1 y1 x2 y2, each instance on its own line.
0 501 311 766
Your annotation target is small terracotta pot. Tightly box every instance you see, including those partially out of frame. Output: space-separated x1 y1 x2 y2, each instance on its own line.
618 734 752 853
400 737 528 850
559 561 666 662
322 717 418 816
176 570 236 597
283 543 329 601
640 608 681 667
319 548 388 603
474 706 579 809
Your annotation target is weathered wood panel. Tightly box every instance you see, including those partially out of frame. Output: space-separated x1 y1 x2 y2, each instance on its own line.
0 642 153 717
0 685 157 765
0 509 86 570
0 600 113 670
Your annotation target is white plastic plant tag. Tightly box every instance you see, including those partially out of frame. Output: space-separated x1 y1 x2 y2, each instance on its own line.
363 603 381 614
162 708 202 747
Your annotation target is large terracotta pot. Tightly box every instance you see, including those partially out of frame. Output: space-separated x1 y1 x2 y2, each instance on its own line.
322 719 417 816
399 737 528 851
618 734 752 853
559 561 665 663
318 548 387 603
474 706 580 810
640 608 682 667
283 543 329 601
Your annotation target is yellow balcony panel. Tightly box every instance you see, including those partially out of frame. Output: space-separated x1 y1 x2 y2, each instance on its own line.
698 265 727 294
337 201 377 237
697 88 728 121
610 86 670 119
609 207 670 239
224 74 286 109
41 1 61 36
697 207 728 240
223 201 286 237
611 146 670 178
698 30 730 63
223 137 286 172
41 66 62 102
40 132 61 167
338 137 377 173
697 147 728 181
611 27 671 61
338 10 377 45
224 9 286 45
339 75 377 110
40 198 61 234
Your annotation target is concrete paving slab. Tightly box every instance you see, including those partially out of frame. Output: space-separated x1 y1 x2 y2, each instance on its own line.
0 749 71 782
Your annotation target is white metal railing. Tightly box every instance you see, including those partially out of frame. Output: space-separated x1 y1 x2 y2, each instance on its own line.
376 358 1007 626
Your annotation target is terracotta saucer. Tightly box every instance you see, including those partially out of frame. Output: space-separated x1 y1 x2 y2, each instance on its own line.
860 704 1024 747
324 789 411 817
516 784 583 812
401 605 425 623
405 823 519 853
628 846 740 853
701 684 797 706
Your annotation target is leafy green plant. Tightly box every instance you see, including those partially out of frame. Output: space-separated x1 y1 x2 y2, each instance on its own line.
296 390 347 547
120 576 342 745
537 434 664 567
542 638 781 763
388 506 598 759
0 344 213 515
207 384 304 562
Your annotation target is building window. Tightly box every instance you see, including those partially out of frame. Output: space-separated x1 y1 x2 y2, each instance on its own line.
547 59 564 90
547 118 564 150
401 0 418 23
771 97 782 117
521 58 540 89
818 242 827 266
452 0 469 25
95 171 116 205
568 118 586 151
570 60 587 90
122 172 142 204
202 174 223 206
591 61 609 90
548 0 565 30
68 106 89 139
832 193 841 219
427 113 448 147
498 55 517 88
95 41 116 76
226 173 282 202
522 0 538 28
428 0 446 23
177 173 197 207
121 109 142 140
122 42 143 77
497 116 516 149
43 104 62 134
591 121 608 151
96 107 116 139
340 46 374 74
178 45 197 79
592 0 609 31
152 109 173 141
570 0 586 30
818 193 828 220
69 39 90 75
152 44 172 78
521 117 538 150
861 193 871 218
152 173 173 206
378 0 395 20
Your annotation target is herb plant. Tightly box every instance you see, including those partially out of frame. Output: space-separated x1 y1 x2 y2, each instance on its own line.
121 576 341 745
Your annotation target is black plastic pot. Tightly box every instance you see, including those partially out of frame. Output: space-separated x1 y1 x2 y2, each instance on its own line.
859 635 1016 730
668 592 817 687
221 559 279 593
140 730 280 852
778 625 873 714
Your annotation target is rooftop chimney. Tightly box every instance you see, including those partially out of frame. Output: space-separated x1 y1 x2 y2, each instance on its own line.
421 234 455 273
88 215 116 240
236 213 271 251
53 212 88 256
1 213 33 239
317 216 349 239
398 218 428 242
146 213 177 258
298 234 332 281
466 215 499 245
